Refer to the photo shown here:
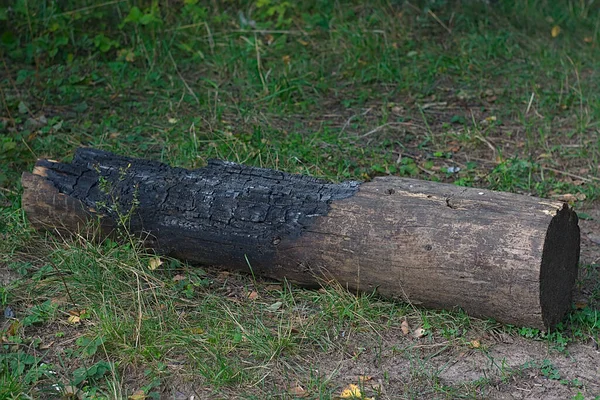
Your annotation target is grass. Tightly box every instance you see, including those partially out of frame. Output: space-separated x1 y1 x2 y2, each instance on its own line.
1 0 600 398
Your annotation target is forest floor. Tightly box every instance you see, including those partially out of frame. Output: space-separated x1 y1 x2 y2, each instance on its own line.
1 1 599 398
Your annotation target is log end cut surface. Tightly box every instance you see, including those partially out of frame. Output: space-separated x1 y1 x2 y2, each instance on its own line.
540 204 580 329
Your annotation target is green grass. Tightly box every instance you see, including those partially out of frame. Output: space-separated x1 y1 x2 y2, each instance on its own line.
1 0 600 398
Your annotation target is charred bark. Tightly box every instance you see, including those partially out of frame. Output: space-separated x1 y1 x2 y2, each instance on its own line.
21 148 580 329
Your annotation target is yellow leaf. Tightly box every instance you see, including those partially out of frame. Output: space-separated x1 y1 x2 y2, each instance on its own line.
470 339 481 348
298 39 309 46
551 25 561 38
129 390 146 400
282 55 291 65
340 384 361 399
148 257 163 270
67 315 81 324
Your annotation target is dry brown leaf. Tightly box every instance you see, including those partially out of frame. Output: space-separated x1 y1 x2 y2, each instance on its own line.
217 271 230 280
358 375 373 383
172 274 186 282
248 291 259 300
288 385 308 397
552 193 577 202
401 319 410 335
470 339 481 348
584 36 593 43
39 341 54 350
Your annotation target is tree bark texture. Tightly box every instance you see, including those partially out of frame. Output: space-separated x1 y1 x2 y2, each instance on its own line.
21 148 580 330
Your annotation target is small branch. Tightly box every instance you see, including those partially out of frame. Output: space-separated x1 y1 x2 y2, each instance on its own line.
168 52 200 105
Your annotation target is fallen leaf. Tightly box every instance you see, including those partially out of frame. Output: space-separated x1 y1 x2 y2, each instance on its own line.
413 328 426 338
148 257 163 270
551 25 561 38
67 315 81 324
358 375 372 383
584 36 593 43
172 274 186 282
470 339 481 348
247 291 259 300
266 301 283 312
168 118 178 124
401 319 410 335
282 55 291 65
340 384 361 399
575 193 587 201
217 271 230 280
552 193 578 202
288 385 308 397
188 327 205 334
6 320 20 336
574 302 588 310
69 308 86 317
265 284 283 291
39 341 54 350
297 39 309 46
129 390 146 400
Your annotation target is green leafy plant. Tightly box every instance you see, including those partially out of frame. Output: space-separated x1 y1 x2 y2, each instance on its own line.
22 300 58 327
72 361 113 386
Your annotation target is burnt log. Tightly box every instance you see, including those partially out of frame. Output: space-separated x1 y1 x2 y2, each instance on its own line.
21 148 580 329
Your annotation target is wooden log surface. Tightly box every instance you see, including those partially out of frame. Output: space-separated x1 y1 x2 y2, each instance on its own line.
21 148 580 329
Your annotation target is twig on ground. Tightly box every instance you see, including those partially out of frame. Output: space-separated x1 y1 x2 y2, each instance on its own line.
168 51 200 105
541 166 600 183
340 108 372 135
